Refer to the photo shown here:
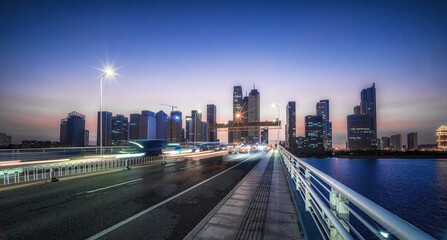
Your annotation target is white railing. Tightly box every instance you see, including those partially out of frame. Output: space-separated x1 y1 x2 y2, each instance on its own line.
278 146 434 240
0 146 132 161
1 155 164 186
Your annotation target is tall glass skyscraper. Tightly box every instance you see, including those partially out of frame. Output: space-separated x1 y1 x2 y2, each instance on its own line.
232 86 243 143
155 111 168 140
347 83 377 150
61 111 86 147
139 110 156 140
347 114 374 150
305 115 324 151
168 111 182 143
97 111 112 146
316 100 332 150
111 114 128 146
207 104 217 142
129 113 141 140
361 83 377 146
248 87 260 144
286 101 296 149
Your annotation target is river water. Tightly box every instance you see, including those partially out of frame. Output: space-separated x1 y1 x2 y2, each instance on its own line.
302 157 447 239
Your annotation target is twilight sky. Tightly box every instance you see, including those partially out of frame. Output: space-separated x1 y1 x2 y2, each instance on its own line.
1 0 446 147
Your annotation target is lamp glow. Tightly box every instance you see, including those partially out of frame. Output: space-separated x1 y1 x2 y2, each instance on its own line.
380 232 389 238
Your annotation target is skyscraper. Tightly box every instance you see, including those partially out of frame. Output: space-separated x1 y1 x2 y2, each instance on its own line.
155 111 168 140
207 104 217 142
167 111 182 143
361 83 377 147
247 87 260 144
60 111 86 147
305 115 324 151
285 101 296 149
407 132 418 150
390 134 402 151
185 116 192 142
316 100 332 151
140 110 156 139
347 114 374 150
261 127 269 145
232 86 243 143
111 114 129 146
97 111 112 146
381 136 391 150
129 113 141 140
191 110 203 142
347 83 377 150
241 95 249 143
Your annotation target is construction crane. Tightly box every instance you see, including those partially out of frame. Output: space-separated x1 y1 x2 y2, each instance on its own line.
160 104 178 112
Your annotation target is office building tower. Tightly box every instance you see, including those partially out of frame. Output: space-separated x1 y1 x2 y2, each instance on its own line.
346 83 377 150
203 122 209 142
240 96 250 143
285 101 296 149
156 111 168 140
437 125 447 150
167 111 182 143
111 114 128 146
185 116 192 142
84 130 89 146
407 132 418 150
316 100 332 150
0 132 12 147
60 111 86 147
381 136 391 150
191 110 204 142
207 104 217 142
97 111 112 146
376 138 381 149
248 87 260 144
140 110 156 140
232 86 243 143
361 83 377 146
261 127 269 145
347 114 374 150
129 113 141 140
390 134 402 151
305 115 324 151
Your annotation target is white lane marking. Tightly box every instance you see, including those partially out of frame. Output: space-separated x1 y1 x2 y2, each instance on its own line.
86 152 262 240
86 178 143 194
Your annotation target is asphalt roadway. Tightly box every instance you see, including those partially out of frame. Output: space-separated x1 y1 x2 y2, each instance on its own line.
0 151 265 240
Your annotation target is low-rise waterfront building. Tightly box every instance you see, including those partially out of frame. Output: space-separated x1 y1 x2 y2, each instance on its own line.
437 125 447 150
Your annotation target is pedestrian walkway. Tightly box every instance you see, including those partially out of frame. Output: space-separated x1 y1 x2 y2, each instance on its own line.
186 150 303 240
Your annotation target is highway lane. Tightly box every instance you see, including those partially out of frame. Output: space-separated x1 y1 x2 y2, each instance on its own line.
0 151 267 240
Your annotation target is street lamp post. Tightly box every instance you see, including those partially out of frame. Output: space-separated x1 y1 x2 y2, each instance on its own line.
99 68 115 156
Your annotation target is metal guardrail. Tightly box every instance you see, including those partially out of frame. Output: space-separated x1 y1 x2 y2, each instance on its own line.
1 155 164 186
278 146 435 240
0 146 132 161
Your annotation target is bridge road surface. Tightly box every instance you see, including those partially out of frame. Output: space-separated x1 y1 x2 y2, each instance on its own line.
0 151 266 240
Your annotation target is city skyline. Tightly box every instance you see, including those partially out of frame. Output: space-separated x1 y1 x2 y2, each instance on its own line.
1 1 447 147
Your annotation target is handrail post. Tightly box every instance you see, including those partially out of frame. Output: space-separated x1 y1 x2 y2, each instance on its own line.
330 188 350 240
304 168 311 211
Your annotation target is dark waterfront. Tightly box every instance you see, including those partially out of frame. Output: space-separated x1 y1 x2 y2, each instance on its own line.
302 157 447 239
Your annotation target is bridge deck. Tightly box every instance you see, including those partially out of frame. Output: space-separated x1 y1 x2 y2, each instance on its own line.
187 150 303 240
